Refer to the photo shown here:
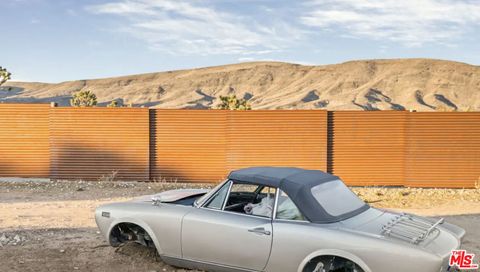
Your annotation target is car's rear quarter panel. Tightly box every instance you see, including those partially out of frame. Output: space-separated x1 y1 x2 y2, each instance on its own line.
266 221 442 272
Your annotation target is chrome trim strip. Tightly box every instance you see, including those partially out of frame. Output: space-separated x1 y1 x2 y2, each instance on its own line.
161 254 256 272
272 189 310 223
198 180 230 209
201 181 276 220
272 188 280 220
273 218 310 224
221 180 233 210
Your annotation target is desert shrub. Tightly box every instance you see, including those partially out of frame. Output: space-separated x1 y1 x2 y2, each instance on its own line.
70 90 97 107
107 100 118 107
0 66 11 86
98 170 118 182
217 94 251 110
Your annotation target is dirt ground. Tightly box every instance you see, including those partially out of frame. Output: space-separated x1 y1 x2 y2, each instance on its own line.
1 179 479 272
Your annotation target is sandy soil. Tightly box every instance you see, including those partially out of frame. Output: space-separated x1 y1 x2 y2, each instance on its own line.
1 180 479 271
352 187 480 216
2 59 480 111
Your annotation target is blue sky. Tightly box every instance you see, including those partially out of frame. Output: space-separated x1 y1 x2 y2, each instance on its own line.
2 0 480 82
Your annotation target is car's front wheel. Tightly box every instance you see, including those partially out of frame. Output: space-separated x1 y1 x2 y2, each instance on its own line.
303 256 365 272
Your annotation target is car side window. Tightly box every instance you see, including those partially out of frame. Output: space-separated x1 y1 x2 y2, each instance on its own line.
204 181 231 210
276 189 306 221
224 182 276 218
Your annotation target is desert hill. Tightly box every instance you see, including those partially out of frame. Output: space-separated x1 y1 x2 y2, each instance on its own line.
1 59 479 111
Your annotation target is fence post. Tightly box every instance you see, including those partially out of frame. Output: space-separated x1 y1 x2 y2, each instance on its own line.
326 111 334 174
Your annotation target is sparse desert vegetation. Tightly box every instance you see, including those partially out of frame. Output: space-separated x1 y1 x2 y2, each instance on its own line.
217 94 252 110
0 66 11 86
70 90 98 107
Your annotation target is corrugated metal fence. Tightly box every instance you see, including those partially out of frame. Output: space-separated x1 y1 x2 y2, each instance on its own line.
329 111 480 188
226 111 327 173
405 113 480 188
50 107 150 181
329 111 406 186
0 104 479 187
150 110 327 182
150 110 227 182
0 104 50 177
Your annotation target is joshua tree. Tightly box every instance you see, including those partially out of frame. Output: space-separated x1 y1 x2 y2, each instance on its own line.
70 90 97 107
217 94 251 110
0 66 11 86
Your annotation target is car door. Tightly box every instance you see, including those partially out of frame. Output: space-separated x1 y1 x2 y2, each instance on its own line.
181 181 274 271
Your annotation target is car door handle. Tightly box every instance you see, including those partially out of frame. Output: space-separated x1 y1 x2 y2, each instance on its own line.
248 227 271 235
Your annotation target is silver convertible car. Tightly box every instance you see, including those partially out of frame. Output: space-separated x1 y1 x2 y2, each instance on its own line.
95 167 466 272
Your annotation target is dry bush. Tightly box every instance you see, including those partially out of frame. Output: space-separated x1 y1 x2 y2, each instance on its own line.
98 170 119 182
107 100 118 107
152 175 178 183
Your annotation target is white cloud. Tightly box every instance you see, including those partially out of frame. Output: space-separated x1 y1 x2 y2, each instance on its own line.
301 0 480 46
86 0 300 55
238 57 317 66
238 57 255 62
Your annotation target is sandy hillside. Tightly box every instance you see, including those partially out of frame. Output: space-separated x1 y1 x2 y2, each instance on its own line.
1 59 479 110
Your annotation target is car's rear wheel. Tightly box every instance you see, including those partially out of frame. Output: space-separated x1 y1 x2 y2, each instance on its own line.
303 256 365 272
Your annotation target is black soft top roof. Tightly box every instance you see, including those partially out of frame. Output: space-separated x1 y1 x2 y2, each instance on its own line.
229 166 337 188
228 167 369 223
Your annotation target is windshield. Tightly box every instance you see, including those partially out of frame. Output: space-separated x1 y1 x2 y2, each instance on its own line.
194 180 228 207
310 179 365 217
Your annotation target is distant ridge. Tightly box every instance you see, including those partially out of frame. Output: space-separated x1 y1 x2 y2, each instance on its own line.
2 59 479 111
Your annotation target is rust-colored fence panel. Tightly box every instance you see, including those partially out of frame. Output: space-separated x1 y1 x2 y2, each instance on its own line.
150 110 327 183
0 104 50 177
150 110 227 183
227 110 327 172
49 107 150 181
406 112 480 188
329 111 407 186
